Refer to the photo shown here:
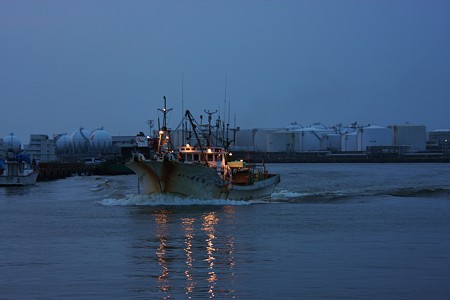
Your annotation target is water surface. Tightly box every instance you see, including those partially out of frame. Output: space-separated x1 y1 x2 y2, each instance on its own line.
1 163 450 299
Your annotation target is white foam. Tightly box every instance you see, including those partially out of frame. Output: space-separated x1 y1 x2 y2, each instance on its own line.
271 189 311 199
99 193 254 206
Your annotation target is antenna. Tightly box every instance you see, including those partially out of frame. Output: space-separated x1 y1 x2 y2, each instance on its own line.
228 99 231 126
181 72 184 119
224 73 227 124
181 72 185 144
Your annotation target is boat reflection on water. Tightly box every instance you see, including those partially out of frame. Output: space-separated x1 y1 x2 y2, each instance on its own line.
147 207 237 299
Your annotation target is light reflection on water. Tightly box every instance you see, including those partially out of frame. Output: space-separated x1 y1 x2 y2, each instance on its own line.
202 212 219 298
148 207 237 299
182 217 195 297
154 210 171 297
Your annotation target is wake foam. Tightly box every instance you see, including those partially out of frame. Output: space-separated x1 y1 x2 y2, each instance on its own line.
270 189 353 203
271 186 450 204
384 187 450 198
271 190 309 199
98 186 450 207
99 194 254 206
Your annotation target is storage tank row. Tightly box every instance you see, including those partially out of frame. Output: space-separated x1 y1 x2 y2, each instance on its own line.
232 124 426 153
56 128 112 154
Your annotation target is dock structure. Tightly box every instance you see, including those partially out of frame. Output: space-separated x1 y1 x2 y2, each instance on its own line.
37 162 93 181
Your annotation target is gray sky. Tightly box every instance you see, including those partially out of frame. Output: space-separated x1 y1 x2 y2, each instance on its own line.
1 0 450 142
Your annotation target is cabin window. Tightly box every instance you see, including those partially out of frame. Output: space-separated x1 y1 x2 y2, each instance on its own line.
193 154 199 161
186 154 192 161
207 154 213 161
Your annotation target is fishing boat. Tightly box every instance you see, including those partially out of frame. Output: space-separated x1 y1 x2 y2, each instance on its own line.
126 97 280 200
0 154 39 186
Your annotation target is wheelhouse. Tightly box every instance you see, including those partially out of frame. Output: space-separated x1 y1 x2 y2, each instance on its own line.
178 145 225 167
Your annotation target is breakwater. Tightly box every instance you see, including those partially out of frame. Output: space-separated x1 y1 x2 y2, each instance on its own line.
233 151 450 163
36 152 450 182
37 162 93 181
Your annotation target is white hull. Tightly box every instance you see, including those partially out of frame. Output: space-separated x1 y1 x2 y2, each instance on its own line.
126 160 280 200
0 171 39 186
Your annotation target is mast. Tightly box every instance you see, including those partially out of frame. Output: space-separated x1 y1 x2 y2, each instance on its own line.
158 96 172 131
157 96 173 153
203 109 217 147
185 110 208 165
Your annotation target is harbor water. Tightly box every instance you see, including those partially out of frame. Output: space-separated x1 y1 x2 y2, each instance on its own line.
1 163 450 299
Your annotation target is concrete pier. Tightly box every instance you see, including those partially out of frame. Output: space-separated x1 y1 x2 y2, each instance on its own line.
37 162 93 181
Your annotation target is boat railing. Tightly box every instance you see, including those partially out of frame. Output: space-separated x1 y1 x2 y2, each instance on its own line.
228 162 269 185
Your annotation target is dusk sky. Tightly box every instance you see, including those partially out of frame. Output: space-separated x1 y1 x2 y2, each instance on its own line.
1 0 450 142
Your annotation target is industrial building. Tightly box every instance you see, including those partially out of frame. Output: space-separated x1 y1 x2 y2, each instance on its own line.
2 121 449 165
391 124 426 152
25 134 57 162
429 129 450 146
230 123 429 154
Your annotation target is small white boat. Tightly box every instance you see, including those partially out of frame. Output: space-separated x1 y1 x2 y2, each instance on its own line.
0 155 39 186
126 97 280 200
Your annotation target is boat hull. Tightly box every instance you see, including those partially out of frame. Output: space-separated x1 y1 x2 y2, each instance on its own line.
126 160 280 200
0 171 39 186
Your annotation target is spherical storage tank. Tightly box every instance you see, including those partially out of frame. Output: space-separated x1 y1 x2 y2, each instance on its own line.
3 133 21 152
71 128 91 153
90 129 112 152
56 134 73 153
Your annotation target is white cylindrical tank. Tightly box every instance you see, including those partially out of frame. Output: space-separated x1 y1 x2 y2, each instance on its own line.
267 131 297 152
56 134 73 153
357 125 393 151
296 128 320 151
254 129 277 152
286 123 302 131
341 132 358 151
323 133 341 151
295 124 334 152
391 124 426 152
71 128 91 153
90 129 112 152
3 133 21 152
234 129 255 151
